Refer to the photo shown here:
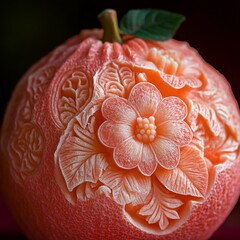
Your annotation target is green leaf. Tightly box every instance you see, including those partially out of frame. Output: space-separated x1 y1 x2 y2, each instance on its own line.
119 8 185 41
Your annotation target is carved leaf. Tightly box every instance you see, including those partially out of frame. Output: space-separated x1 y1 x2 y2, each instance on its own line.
97 62 135 97
188 97 221 136
139 183 183 230
155 146 208 198
206 134 239 163
58 71 91 126
209 87 240 139
187 87 240 164
79 61 135 128
218 137 239 161
76 182 96 201
58 121 108 192
119 65 136 92
98 63 125 97
100 167 151 205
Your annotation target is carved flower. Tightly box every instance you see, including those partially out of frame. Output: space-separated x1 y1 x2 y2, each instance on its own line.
98 82 193 176
147 47 202 89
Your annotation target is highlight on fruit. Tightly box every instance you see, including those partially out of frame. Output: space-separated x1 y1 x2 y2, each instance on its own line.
0 8 239 240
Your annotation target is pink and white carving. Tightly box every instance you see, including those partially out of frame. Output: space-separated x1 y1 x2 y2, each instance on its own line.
52 40 239 234
54 58 207 233
5 32 239 235
98 82 193 176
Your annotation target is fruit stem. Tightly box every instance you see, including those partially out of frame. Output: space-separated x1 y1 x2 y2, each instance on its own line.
98 9 122 43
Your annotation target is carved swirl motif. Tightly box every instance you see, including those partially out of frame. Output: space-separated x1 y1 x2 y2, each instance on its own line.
9 123 45 182
8 69 49 182
8 43 78 182
55 69 92 128
53 43 240 235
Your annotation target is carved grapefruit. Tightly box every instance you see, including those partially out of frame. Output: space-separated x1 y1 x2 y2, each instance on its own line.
0 9 240 240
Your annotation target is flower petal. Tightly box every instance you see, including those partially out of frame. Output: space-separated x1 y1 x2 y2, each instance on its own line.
151 137 180 169
101 97 137 124
158 121 193 146
98 121 132 148
114 138 142 169
155 96 187 123
138 144 157 176
129 82 162 117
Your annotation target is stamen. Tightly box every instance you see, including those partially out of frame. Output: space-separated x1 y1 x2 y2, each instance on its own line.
136 116 157 143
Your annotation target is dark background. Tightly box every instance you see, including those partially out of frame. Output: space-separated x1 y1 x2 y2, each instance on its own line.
0 0 239 239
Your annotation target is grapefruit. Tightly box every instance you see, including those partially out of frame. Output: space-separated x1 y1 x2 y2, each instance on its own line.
0 8 240 240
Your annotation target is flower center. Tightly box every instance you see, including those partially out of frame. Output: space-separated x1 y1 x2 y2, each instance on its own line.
135 116 157 143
